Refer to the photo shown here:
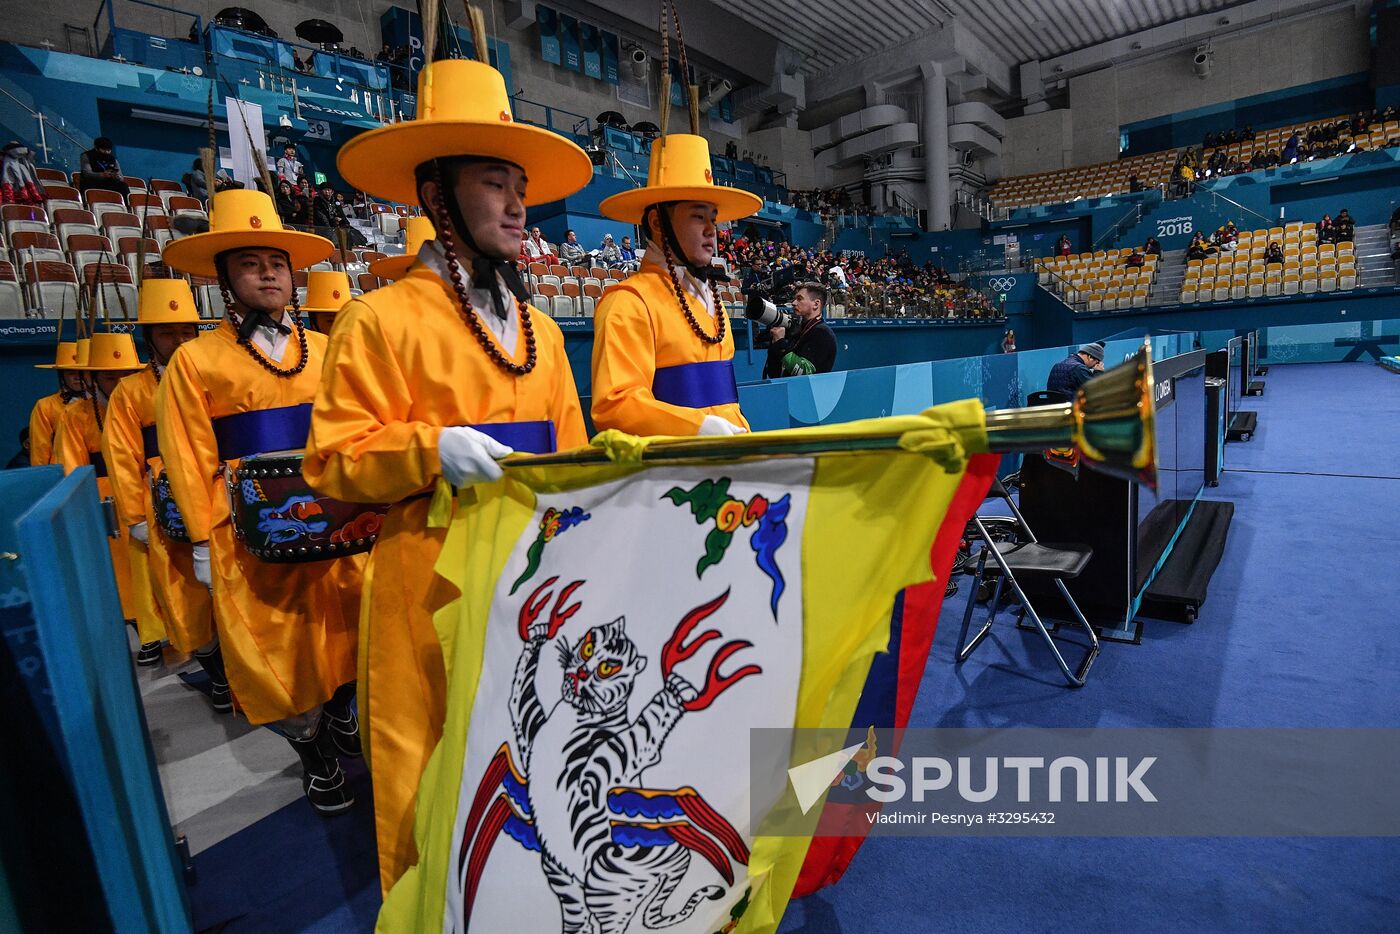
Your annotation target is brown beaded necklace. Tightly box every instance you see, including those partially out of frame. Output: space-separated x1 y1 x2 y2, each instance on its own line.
220 281 310 379
660 236 725 346
432 189 537 376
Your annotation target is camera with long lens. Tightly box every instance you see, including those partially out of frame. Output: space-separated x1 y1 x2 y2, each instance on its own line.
744 286 800 333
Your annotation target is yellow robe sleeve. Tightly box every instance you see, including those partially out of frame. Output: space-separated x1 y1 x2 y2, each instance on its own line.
102 380 149 530
55 404 90 474
28 395 59 466
591 288 708 437
154 346 219 544
303 300 446 503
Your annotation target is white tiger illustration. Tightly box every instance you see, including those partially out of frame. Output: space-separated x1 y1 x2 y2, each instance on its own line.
457 580 759 933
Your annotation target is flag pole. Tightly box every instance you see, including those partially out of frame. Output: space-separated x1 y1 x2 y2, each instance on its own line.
506 341 1158 488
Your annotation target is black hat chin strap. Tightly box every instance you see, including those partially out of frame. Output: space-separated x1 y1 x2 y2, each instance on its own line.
435 158 529 320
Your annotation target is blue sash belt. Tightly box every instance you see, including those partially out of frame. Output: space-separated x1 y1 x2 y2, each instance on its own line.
90 452 107 478
652 361 739 409
141 424 159 461
213 403 312 462
468 420 557 454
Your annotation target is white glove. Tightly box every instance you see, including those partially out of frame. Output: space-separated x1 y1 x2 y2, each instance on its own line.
439 426 513 487
192 542 211 587
698 415 748 437
129 521 149 545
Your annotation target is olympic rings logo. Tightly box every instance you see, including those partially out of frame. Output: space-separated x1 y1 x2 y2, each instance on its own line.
989 276 1018 292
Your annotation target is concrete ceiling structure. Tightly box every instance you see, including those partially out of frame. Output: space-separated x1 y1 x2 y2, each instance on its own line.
708 0 1252 74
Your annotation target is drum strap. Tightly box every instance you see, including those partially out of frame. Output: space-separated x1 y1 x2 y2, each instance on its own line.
141 424 159 461
213 404 313 462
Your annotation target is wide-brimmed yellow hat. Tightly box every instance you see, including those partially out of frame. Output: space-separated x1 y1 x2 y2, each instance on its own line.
338 59 593 207
302 270 355 313
35 341 80 369
162 189 334 278
369 216 436 281
137 279 200 324
599 134 762 224
75 332 145 372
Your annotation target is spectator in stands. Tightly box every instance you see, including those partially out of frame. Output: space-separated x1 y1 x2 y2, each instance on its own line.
1204 130 1219 149
521 226 554 263
1000 329 1017 354
1317 212 1335 243
763 281 837 378
312 181 342 233
1250 150 1266 170
1335 208 1355 243
827 261 849 289
276 145 303 184
1128 174 1145 192
596 233 624 268
184 157 240 200
292 50 310 74
375 43 393 63
1056 234 1073 257
557 228 587 265
1242 125 1255 139
1264 241 1284 265
0 140 43 206
1125 247 1145 268
618 235 637 269
1046 342 1104 402
1186 233 1210 262
78 137 129 197
1144 236 1162 258
1283 131 1300 164
274 179 298 225
1264 149 1281 168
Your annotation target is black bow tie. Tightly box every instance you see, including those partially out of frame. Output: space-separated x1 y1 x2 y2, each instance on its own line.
235 311 291 341
468 255 530 320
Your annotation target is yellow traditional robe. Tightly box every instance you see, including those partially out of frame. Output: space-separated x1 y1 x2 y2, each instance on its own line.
154 323 362 725
303 265 588 896
55 397 142 625
591 258 749 436
29 391 70 466
103 366 214 653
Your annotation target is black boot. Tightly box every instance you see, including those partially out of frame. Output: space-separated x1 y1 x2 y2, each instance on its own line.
286 719 355 816
136 641 163 667
193 644 232 714
322 682 361 759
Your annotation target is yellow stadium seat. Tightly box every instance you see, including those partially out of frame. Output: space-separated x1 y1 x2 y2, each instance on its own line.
1282 274 1300 295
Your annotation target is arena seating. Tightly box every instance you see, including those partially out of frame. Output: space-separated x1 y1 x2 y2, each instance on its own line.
1034 248 1160 311
990 114 1400 211
1035 221 1365 309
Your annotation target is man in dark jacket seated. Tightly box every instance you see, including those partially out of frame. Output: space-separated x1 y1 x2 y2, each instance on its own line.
1046 341 1104 401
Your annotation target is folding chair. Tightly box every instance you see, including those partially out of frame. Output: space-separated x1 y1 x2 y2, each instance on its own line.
955 476 1100 687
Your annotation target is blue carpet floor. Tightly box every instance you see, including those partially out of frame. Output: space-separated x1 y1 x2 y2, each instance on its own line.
185 362 1399 932
778 362 1400 933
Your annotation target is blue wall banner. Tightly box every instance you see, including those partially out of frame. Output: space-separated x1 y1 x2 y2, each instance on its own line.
580 22 602 80
559 14 581 72
537 5 561 66
601 30 620 85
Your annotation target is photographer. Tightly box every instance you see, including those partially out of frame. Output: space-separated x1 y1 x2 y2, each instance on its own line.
763 281 837 378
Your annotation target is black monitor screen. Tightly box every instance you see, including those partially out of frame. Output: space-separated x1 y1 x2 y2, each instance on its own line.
1226 336 1243 425
1134 352 1206 597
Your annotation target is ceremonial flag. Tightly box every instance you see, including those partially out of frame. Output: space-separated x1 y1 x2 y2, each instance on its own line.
379 400 996 933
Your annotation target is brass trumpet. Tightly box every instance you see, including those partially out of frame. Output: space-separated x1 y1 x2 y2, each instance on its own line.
508 340 1158 491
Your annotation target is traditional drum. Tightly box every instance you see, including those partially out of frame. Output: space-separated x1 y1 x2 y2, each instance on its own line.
226 449 390 563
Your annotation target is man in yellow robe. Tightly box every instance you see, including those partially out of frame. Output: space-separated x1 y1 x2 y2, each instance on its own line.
157 189 364 815
101 280 224 701
30 341 87 466
54 333 150 646
304 57 593 895
592 133 762 437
